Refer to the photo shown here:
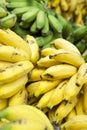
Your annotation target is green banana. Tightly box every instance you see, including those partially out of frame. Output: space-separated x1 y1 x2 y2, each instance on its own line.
36 10 46 30
30 20 38 34
0 13 17 29
48 14 63 33
0 7 7 18
56 13 67 27
19 21 31 29
0 0 7 7
22 7 39 23
76 40 86 54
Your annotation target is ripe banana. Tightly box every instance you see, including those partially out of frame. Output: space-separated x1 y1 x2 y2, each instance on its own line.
0 99 8 111
41 64 77 80
36 88 55 109
47 80 68 109
65 108 76 121
0 6 7 18
0 75 28 98
76 63 87 86
8 88 28 106
26 35 39 64
0 105 54 130
0 13 17 29
0 29 31 59
0 43 30 62
64 73 83 101
83 83 87 114
60 115 87 130
48 49 85 67
22 6 39 23
0 60 34 83
0 61 13 70
54 97 78 124
36 10 46 30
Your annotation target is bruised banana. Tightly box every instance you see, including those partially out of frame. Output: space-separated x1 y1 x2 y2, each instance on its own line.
0 60 34 83
47 80 68 109
0 43 30 62
26 35 39 64
48 49 85 67
0 29 31 59
0 99 8 111
0 75 28 98
41 64 77 80
0 105 54 130
8 88 28 106
51 38 80 54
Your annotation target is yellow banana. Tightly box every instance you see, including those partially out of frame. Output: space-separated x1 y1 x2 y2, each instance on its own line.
36 88 55 109
28 67 45 82
51 38 80 54
83 83 87 114
0 60 34 83
0 105 54 130
8 88 28 106
0 75 28 98
64 73 83 101
37 56 60 68
48 49 85 67
69 0 78 12
47 80 68 109
0 61 13 70
26 35 39 64
41 64 77 80
0 43 30 62
60 0 69 11
76 63 87 87
54 97 78 124
60 115 87 130
65 108 76 121
0 29 31 59
0 99 8 111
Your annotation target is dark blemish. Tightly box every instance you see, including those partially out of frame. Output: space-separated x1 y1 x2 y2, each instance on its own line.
44 73 54 78
12 52 19 55
0 69 6 73
49 55 56 59
59 82 67 89
75 83 80 87
18 63 22 66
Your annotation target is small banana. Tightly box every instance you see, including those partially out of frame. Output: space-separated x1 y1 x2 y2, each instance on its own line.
0 75 28 98
26 35 39 64
0 6 7 18
41 64 77 80
0 29 31 59
0 60 34 83
48 49 85 67
0 99 8 111
47 80 68 109
83 83 87 114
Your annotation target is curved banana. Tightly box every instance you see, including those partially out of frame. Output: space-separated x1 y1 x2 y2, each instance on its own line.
47 80 68 109
65 108 76 121
48 49 85 67
0 61 13 70
0 29 31 59
0 99 8 111
51 38 80 54
41 64 77 80
83 83 87 114
0 105 54 130
0 75 28 98
26 35 39 64
0 60 34 83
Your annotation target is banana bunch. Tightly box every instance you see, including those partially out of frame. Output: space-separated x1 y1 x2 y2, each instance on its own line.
48 0 87 25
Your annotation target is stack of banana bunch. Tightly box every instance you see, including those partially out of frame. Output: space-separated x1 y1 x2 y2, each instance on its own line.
26 37 87 129
48 0 87 25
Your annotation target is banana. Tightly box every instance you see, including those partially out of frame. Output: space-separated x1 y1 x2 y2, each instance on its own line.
64 73 83 101
76 40 86 54
19 21 31 29
51 38 80 54
48 49 85 67
0 105 54 130
75 94 84 115
0 29 31 59
36 88 55 109
41 64 77 80
60 115 87 130
0 60 34 83
65 108 76 121
30 20 38 34
36 10 46 30
0 61 13 70
76 63 87 86
28 67 45 82
83 83 87 114
56 13 67 27
26 35 39 64
0 75 28 98
37 56 60 68
0 43 30 62
47 80 68 109
28 96 39 105
8 88 28 106
0 99 8 111
69 0 77 12
0 7 7 18
54 97 78 124
0 119 48 130
60 0 69 11
48 14 62 33
22 7 39 23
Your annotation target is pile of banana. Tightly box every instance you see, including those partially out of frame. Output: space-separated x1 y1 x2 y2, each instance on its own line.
48 0 87 25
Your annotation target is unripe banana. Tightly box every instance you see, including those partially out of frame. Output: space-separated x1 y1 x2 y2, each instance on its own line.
30 20 38 34
0 7 7 18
